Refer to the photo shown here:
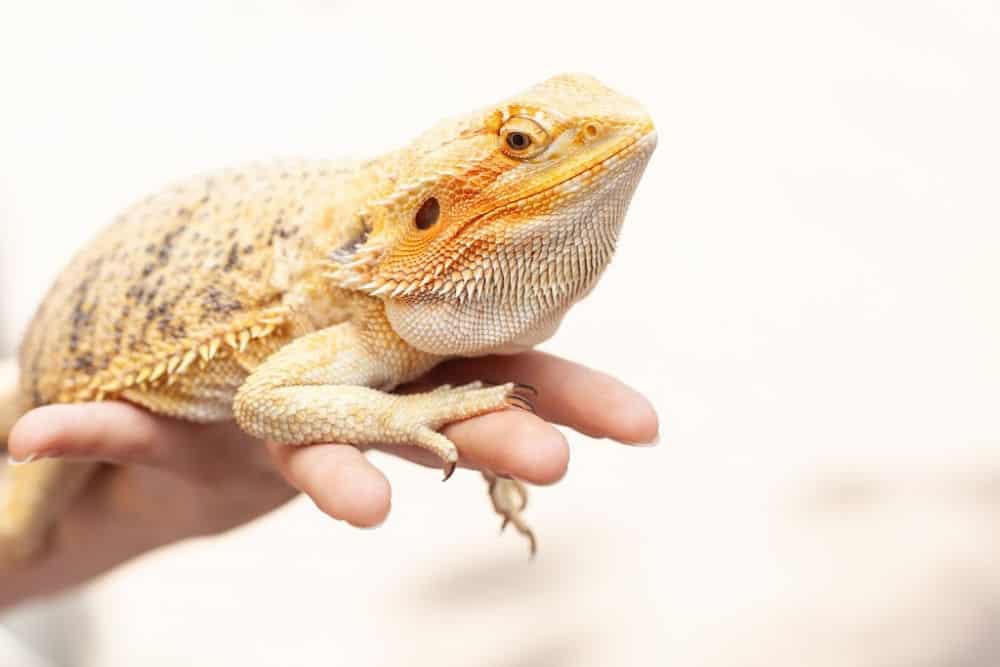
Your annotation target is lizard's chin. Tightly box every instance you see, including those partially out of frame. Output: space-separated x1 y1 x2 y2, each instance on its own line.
384 295 573 357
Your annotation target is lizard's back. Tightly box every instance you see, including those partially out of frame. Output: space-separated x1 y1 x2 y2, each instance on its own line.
19 160 358 419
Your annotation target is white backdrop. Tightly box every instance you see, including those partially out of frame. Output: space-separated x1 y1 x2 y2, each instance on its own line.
1 1 999 665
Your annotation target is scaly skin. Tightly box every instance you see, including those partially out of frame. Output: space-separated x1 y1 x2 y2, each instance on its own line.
0 73 656 564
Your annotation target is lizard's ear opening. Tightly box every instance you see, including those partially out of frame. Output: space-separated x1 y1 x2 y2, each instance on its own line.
329 224 370 265
324 215 388 291
414 197 440 230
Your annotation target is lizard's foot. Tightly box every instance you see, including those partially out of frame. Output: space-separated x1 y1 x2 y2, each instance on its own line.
398 382 534 480
232 321 539 482
483 470 536 556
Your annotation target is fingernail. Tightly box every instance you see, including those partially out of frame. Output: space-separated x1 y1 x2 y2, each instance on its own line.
7 452 38 466
633 432 660 447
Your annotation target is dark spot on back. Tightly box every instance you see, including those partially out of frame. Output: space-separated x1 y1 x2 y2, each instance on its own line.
224 242 240 272
73 352 95 373
201 286 243 319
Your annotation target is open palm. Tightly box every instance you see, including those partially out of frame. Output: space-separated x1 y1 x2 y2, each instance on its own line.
1 351 657 609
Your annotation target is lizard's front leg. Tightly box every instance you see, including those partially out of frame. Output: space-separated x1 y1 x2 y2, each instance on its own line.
232 309 528 481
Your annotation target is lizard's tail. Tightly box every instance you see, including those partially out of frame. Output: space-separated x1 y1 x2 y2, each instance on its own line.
0 358 96 565
0 357 20 449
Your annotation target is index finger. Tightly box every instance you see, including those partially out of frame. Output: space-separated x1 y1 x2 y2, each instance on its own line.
416 351 659 446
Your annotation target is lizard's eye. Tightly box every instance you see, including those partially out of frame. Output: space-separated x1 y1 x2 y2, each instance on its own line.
506 132 531 150
499 117 549 159
415 197 440 230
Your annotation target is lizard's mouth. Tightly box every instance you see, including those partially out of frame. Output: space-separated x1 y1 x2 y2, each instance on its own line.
494 127 658 213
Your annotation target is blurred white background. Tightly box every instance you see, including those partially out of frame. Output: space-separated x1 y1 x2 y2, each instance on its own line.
1 0 999 665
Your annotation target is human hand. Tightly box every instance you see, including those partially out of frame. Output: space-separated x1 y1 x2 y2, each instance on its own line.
1 351 657 609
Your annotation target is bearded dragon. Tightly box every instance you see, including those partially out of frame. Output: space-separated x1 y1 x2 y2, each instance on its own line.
0 74 656 564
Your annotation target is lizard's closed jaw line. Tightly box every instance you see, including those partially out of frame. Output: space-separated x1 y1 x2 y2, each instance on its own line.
636 127 658 152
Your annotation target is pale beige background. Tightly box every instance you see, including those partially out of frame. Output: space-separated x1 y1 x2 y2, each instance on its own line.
1 1 999 665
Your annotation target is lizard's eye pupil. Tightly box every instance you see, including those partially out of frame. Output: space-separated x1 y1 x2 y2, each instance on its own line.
506 132 531 150
415 197 440 230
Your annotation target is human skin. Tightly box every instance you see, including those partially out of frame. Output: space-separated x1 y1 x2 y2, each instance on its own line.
0 351 658 609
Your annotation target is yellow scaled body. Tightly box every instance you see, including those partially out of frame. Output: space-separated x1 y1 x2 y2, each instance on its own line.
0 74 657 563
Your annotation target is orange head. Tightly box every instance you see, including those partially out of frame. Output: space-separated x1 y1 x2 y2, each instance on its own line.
329 73 657 355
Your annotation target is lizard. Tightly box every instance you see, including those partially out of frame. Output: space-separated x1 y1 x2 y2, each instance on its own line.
0 73 657 565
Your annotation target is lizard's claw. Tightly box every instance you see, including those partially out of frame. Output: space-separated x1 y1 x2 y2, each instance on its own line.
506 394 536 414
382 382 515 483
505 383 538 414
513 382 538 397
483 471 537 557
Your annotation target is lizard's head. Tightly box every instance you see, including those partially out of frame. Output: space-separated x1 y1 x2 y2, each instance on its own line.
330 73 656 355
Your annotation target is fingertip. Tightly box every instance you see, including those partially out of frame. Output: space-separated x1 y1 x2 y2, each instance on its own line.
572 372 659 446
346 464 392 528
8 404 80 460
618 391 660 446
8 402 171 464
280 444 392 529
444 411 570 486
498 416 569 485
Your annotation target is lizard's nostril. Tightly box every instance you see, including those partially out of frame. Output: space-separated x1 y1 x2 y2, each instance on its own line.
584 122 601 139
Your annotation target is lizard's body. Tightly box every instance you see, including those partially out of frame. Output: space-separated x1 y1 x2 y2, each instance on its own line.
0 74 656 563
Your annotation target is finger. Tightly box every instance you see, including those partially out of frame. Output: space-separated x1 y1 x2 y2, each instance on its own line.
377 410 570 486
267 442 391 528
7 402 265 475
9 402 183 464
418 351 659 445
